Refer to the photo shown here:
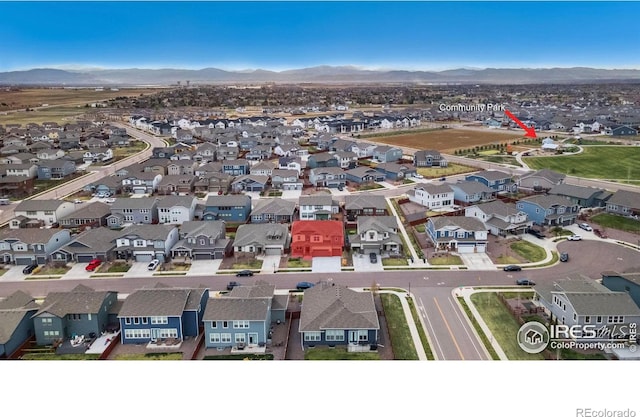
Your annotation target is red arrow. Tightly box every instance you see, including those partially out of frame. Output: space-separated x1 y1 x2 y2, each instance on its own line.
504 109 537 138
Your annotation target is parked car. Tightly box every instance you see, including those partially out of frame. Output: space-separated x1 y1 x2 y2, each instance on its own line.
96 191 111 198
439 177 446 181
414 173 424 179
579 223 593 232
73 199 84 204
369 252 377 263
594 228 608 239
516 278 535 286
22 263 37 274
567 234 582 241
296 281 315 291
85 259 102 271
560 252 569 262
147 259 160 270
503 265 522 272
235 269 254 277
227 281 240 291
527 228 545 239
104 198 116 204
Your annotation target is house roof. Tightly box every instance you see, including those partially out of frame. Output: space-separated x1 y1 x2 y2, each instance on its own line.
357 216 399 233
0 228 67 244
291 220 343 238
414 183 453 195
205 194 251 207
15 199 68 212
110 197 158 210
375 162 413 173
345 166 381 178
203 298 270 321
233 223 289 247
518 194 575 209
60 201 111 220
299 283 379 332
118 288 191 317
33 284 115 318
157 195 196 209
116 224 176 241
0 310 36 344
607 190 640 209
227 281 275 299
470 200 521 218
58 227 121 254
548 183 607 200
414 149 442 159
251 198 296 217
179 220 225 239
565 292 640 316
0 290 36 310
429 216 486 231
345 195 387 210
299 195 337 207
451 181 496 195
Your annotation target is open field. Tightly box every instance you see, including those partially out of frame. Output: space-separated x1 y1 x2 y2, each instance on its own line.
525 146 640 183
366 128 525 153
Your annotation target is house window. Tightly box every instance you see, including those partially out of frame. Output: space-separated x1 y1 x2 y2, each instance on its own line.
157 328 178 338
325 329 344 341
222 321 229 329
124 317 132 325
573 313 577 322
235 333 246 343
585 316 591 324
124 329 151 339
209 333 221 344
596 316 603 324
142 317 148 324
211 322 217 329
358 330 368 342
233 320 249 329
42 318 52 326
44 330 60 337
220 333 232 343
608 316 624 324
134 317 140 325
304 332 322 342
150 316 168 325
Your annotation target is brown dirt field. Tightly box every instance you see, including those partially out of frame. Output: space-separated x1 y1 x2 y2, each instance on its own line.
368 128 526 153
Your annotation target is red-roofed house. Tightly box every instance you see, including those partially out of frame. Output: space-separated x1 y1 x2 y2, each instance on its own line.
291 220 344 259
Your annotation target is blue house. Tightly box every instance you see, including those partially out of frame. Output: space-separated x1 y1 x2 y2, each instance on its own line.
601 271 640 309
118 285 209 345
203 195 252 222
0 290 38 358
464 170 515 192
426 216 488 253
345 167 385 184
450 180 497 204
307 153 340 169
32 284 118 346
298 282 379 350
372 145 403 163
36 159 76 180
374 162 417 181
203 281 288 350
516 195 579 226
221 159 250 176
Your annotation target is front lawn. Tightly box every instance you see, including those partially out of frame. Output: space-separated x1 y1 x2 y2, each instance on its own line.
34 265 70 275
429 255 464 265
358 183 384 191
416 163 476 178
591 213 640 234
382 258 409 266
231 259 263 270
107 263 131 273
304 346 380 360
287 258 312 268
115 352 183 360
510 241 546 262
380 293 418 360
414 224 426 233
21 353 100 360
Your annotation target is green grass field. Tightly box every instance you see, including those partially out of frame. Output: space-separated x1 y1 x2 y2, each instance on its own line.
526 146 640 183
380 293 418 360
510 241 546 262
304 346 380 360
591 213 640 233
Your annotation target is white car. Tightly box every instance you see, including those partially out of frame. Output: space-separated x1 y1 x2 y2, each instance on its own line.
567 234 582 241
414 174 424 179
147 259 160 270
578 223 593 232
104 198 116 204
73 199 84 204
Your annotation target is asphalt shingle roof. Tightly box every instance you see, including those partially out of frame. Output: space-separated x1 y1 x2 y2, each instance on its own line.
203 298 270 321
118 288 191 317
33 284 115 318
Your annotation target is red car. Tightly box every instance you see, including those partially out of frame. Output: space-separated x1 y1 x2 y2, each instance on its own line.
85 259 102 271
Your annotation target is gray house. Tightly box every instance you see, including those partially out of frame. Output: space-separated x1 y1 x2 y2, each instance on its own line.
450 181 497 204
0 228 72 265
517 169 565 192
107 197 159 228
170 220 231 260
36 159 76 180
32 284 118 346
414 149 446 167
298 282 380 350
549 183 613 208
0 291 38 358
233 223 290 256
606 190 640 217
250 199 296 224
59 201 111 229
348 216 403 256
113 224 180 262
50 227 121 263
372 145 403 163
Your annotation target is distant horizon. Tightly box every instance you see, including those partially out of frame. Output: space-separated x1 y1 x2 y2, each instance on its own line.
1 2 638 72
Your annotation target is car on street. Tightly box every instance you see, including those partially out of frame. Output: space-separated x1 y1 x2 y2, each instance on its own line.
503 265 522 272
235 269 254 277
147 259 160 270
85 259 102 271
104 198 116 204
439 177 446 181
227 281 240 291
369 252 377 263
579 223 593 232
516 278 535 286
296 281 315 291
73 199 84 204
567 234 582 241
560 252 569 262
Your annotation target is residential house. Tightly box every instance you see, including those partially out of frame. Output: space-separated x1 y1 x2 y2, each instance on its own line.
36 149 65 161
307 153 340 169
309 167 347 188
345 167 385 184
278 156 303 175
59 201 111 230
0 291 38 358
407 183 455 211
348 216 403 256
82 148 113 163
372 145 403 163
157 195 197 224
107 197 159 228
413 149 447 167
121 171 163 194
83 176 123 197
332 151 358 169
36 159 76 180
195 142 217 162
13 200 76 227
345 195 388 221
290 220 344 259
270 169 302 190
167 160 197 176
246 144 272 161
50 228 120 263
601 271 640 309
2 163 38 178
374 162 417 181
203 195 252 222
113 224 179 262
450 181 497 205
465 200 532 236
217 145 240 161
605 125 638 136
549 183 613 208
32 284 118 346
118 285 209 345
250 199 296 224
152 147 176 159
203 281 288 349
233 223 290 256
535 274 640 331
516 195 579 226
464 170 515 192
231 175 269 193
157 174 196 195
221 159 250 176
170 221 231 260
426 216 488 253
194 172 233 194
250 160 277 177
298 282 379 350
606 190 640 217
517 169 565 192
298 195 339 220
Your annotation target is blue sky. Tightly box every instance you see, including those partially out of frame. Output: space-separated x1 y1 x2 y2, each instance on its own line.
1 1 638 72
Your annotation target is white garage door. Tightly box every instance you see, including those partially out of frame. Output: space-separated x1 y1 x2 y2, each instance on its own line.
136 254 153 262
457 245 475 254
265 248 282 256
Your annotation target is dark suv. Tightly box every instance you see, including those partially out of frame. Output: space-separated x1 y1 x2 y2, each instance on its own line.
226 281 240 291
23 263 37 274
369 252 377 263
527 228 545 239
235 269 254 277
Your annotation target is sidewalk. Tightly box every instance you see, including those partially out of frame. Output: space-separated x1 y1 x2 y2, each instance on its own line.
385 196 421 262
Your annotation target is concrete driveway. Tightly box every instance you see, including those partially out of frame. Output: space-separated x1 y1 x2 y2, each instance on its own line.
62 262 93 280
0 265 28 282
352 253 384 272
123 261 153 278
260 255 282 274
187 260 222 276
458 252 496 271
280 189 302 200
311 256 342 273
